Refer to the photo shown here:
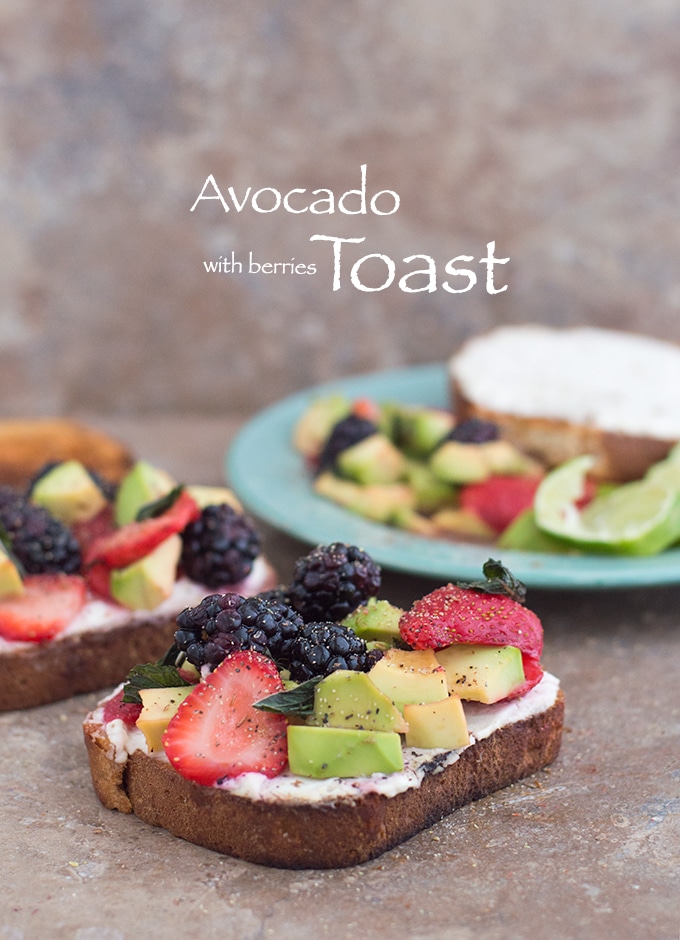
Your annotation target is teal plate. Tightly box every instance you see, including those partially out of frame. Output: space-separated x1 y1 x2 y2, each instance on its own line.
226 363 680 590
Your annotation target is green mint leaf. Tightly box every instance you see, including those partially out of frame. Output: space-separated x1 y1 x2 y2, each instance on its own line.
253 677 321 716
122 661 192 704
135 485 185 522
457 558 527 605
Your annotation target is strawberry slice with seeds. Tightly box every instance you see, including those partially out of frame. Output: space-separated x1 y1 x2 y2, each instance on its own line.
83 488 200 570
163 650 288 786
0 574 87 642
399 580 544 699
102 689 143 726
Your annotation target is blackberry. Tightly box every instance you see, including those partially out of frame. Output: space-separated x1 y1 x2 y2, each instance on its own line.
174 592 304 670
289 542 381 623
317 415 377 473
287 621 383 682
447 418 499 444
180 503 261 588
0 494 81 574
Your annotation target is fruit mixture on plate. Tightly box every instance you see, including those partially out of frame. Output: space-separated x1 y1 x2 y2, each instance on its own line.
0 457 268 643
293 394 680 556
103 547 547 784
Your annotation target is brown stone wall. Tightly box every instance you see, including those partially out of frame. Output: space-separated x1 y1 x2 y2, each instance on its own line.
1 2 679 417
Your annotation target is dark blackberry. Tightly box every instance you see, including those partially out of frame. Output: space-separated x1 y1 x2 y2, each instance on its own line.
174 592 304 671
0 494 81 574
317 415 377 473
447 418 499 444
289 542 381 623
287 621 382 682
180 504 261 588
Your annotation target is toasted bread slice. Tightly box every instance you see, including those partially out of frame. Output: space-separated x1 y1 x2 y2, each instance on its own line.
84 676 564 869
450 326 680 481
0 418 133 486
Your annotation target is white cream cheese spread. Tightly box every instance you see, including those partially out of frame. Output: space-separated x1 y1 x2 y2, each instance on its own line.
92 671 560 806
450 325 680 440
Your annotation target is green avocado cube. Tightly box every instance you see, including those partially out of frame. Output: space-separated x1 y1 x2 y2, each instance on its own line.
287 725 404 778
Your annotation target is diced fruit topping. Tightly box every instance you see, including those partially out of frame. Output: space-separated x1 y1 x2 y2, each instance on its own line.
398 561 543 696
0 573 87 642
163 650 288 785
109 534 182 610
403 696 469 750
136 686 195 751
367 647 449 713
312 669 409 733
174 592 304 670
460 475 543 534
102 689 143 726
0 494 81 575
287 621 382 682
288 542 381 623
180 503 260 588
83 488 200 570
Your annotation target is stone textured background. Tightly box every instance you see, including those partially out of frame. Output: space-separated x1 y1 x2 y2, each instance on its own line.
2 1 680 419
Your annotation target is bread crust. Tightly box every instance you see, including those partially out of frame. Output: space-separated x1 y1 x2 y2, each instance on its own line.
0 615 178 711
453 384 674 482
84 690 564 869
0 418 134 487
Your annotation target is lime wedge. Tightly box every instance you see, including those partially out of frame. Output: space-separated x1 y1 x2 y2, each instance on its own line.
534 455 680 555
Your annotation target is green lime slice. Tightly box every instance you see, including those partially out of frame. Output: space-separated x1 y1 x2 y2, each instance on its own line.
534 455 680 555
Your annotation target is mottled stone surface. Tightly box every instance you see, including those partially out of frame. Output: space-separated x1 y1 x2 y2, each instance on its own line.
1 417 678 940
1 2 680 418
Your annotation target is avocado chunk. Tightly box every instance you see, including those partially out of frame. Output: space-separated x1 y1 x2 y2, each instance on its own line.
383 404 454 458
368 648 448 713
0 543 23 598
31 459 108 525
336 433 407 484
341 598 404 645
115 460 176 526
312 669 408 733
313 472 415 523
287 725 404 778
430 440 491 484
431 507 496 542
404 695 469 750
136 686 194 751
405 461 457 514
292 394 351 459
110 533 182 610
434 644 525 704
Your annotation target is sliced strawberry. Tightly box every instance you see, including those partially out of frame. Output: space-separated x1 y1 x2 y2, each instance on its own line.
163 650 288 786
399 582 544 696
400 583 543 657
0 574 87 642
460 475 543 534
83 489 200 570
102 689 143 726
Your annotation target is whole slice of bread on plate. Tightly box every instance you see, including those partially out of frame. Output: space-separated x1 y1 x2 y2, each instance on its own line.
449 325 680 481
84 551 564 869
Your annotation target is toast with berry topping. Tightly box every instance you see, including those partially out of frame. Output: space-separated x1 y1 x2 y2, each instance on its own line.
0 460 277 711
84 550 564 869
